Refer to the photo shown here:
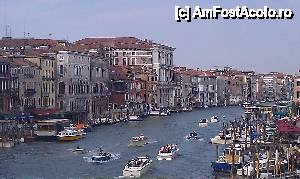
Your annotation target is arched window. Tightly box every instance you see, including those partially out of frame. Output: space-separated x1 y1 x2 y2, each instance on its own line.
58 82 65 94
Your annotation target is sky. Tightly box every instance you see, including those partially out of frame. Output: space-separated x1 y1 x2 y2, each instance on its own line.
0 0 299 74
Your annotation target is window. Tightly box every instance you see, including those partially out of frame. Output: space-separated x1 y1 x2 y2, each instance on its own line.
123 58 127 66
101 69 104 77
132 52 136 55
114 58 119 66
131 57 136 65
52 83 54 93
297 91 300 98
58 82 65 94
59 65 64 75
297 81 300 86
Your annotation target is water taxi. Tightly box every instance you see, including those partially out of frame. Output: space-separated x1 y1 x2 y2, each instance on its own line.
57 129 82 141
128 134 148 147
123 156 152 177
34 119 69 140
157 144 179 161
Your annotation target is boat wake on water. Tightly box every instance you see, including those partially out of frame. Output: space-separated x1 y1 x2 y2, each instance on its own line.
184 136 204 141
83 148 120 163
147 139 158 144
83 153 120 163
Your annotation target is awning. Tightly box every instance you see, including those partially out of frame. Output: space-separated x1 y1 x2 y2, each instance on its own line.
31 108 60 116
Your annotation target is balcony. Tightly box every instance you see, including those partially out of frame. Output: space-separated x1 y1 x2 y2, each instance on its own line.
42 92 49 97
24 74 34 78
24 89 36 96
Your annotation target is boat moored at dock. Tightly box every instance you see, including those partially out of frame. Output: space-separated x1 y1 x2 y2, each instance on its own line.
34 119 69 140
211 145 244 173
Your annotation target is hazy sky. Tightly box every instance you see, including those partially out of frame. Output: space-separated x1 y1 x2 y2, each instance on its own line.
0 0 299 74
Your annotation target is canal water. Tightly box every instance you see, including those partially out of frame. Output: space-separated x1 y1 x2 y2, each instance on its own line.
0 106 244 179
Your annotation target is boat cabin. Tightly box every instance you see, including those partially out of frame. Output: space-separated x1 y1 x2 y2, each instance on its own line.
34 119 69 139
224 147 242 164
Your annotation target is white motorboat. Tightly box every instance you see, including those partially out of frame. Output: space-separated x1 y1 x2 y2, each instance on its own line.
199 119 208 127
157 144 179 161
160 109 171 116
210 116 219 123
128 134 148 147
64 124 86 136
210 135 233 145
237 158 287 176
149 110 160 116
128 115 141 121
204 105 209 108
123 156 152 177
210 130 234 144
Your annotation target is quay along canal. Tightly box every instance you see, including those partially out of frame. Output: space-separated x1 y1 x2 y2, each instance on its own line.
0 106 295 178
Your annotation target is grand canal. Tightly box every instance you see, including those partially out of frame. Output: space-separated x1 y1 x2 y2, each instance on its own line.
0 106 244 178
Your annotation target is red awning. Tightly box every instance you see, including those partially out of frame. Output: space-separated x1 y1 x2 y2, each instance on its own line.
32 108 61 116
277 120 300 133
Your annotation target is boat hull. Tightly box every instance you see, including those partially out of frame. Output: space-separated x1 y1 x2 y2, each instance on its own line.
123 162 151 177
58 135 81 141
210 136 232 145
199 123 208 127
157 151 178 161
211 162 242 173
128 139 148 147
92 155 112 162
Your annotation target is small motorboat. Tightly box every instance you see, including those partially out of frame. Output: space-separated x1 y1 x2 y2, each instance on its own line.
187 131 200 140
210 130 234 144
160 109 171 116
157 144 179 161
199 119 208 127
149 110 160 116
73 146 87 154
128 134 148 147
210 116 219 123
91 148 112 162
128 115 142 121
123 156 152 177
204 105 208 109
237 158 288 176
